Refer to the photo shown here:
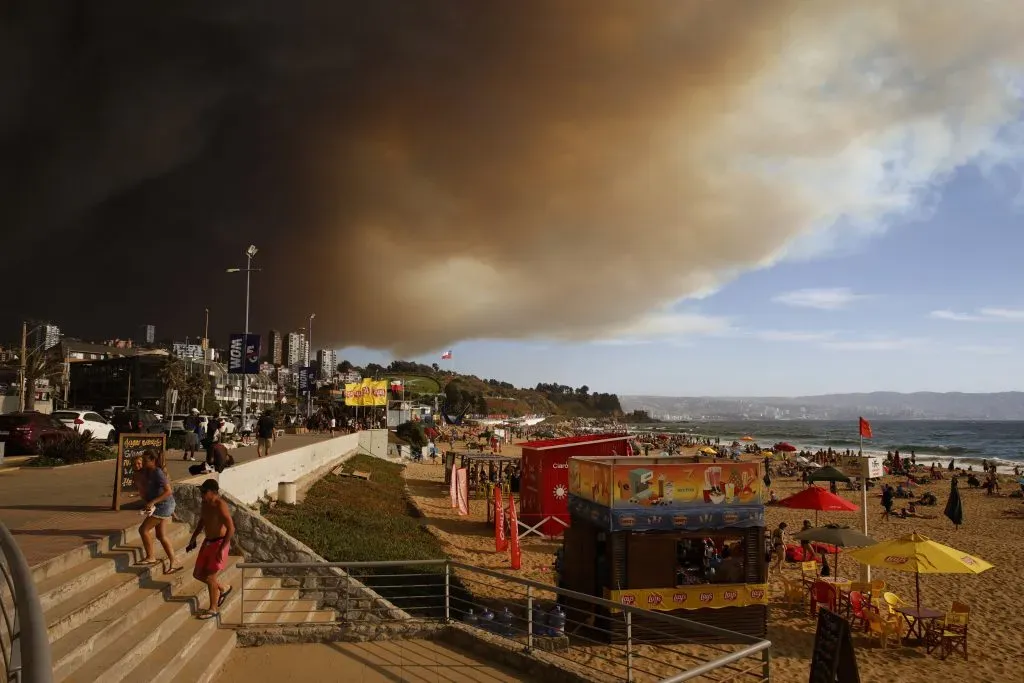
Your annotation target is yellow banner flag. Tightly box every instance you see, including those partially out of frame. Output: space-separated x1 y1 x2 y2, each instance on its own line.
344 379 388 406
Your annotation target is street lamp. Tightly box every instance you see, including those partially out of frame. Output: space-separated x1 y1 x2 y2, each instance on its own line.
227 244 260 432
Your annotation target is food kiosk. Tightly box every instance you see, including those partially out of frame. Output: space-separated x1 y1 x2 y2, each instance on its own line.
563 456 767 641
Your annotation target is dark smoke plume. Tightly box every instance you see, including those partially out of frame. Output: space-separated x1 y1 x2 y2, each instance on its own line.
2 2 1021 352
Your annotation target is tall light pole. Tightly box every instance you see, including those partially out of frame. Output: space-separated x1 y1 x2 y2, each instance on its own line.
227 245 260 432
306 313 315 419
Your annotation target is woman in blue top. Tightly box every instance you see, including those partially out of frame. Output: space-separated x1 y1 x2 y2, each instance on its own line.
139 450 182 572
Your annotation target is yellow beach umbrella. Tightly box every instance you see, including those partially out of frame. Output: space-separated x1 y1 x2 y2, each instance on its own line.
846 532 993 611
760 450 774 457
741 435 755 441
699 446 717 455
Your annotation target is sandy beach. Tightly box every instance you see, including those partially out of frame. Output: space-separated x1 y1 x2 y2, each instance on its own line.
403 438 1024 683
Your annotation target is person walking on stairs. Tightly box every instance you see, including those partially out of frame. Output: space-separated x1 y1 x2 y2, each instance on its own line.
139 451 182 573
187 479 235 620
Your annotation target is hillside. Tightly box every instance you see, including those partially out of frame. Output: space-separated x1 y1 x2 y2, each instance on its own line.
341 359 622 418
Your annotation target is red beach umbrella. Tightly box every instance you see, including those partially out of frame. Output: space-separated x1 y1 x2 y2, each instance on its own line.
778 486 859 525
775 442 797 452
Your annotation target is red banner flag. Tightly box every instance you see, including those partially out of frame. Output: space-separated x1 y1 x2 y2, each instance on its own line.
494 486 508 552
859 417 873 439
508 490 521 570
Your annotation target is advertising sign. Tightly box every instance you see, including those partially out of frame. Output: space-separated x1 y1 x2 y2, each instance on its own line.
343 379 388 406
228 333 261 374
298 366 314 395
606 584 769 613
569 458 763 508
112 433 166 511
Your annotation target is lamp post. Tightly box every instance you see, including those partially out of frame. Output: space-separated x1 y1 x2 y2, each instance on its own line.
227 245 260 433
306 313 316 419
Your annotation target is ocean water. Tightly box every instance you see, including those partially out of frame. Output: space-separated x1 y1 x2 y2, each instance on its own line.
635 420 1024 468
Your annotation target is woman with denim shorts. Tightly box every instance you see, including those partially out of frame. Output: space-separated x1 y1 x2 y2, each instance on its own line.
139 450 182 573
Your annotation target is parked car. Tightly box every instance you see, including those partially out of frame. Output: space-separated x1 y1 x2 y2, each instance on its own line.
109 408 162 437
158 413 189 435
0 412 73 455
52 410 116 443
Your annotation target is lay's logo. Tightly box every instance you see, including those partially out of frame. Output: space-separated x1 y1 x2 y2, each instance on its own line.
723 590 738 601
699 592 714 603
647 593 663 606
885 556 909 565
960 556 977 566
672 592 687 604
749 589 765 600
620 594 636 606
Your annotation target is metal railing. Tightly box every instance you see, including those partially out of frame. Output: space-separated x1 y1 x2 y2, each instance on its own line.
0 522 52 683
237 559 771 682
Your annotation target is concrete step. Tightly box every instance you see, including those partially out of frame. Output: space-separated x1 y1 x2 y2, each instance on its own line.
237 574 336 625
37 523 192 614
50 553 230 681
31 519 151 585
118 578 243 683
43 524 196 643
168 627 237 683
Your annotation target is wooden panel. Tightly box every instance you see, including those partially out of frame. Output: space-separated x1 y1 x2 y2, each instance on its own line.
626 534 677 589
610 532 627 589
744 527 767 583
562 521 597 594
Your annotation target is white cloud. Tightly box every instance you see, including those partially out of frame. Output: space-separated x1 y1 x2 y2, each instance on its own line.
956 344 1013 355
590 310 733 345
929 307 1024 322
772 288 868 310
822 337 927 351
751 329 837 343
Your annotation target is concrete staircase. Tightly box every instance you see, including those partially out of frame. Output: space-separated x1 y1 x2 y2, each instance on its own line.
233 571 337 625
36 521 239 683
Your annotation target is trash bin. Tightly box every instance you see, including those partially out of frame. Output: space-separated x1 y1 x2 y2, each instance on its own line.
278 481 297 505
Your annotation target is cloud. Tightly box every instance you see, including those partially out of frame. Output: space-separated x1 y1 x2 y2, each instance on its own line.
2 3 1024 352
930 307 1024 322
749 329 837 343
956 344 1013 355
590 310 733 345
821 337 927 352
772 288 868 310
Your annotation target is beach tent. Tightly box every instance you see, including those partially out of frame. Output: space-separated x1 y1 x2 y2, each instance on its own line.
807 466 851 484
519 433 634 537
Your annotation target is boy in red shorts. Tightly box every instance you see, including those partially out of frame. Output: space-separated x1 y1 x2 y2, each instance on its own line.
186 479 235 619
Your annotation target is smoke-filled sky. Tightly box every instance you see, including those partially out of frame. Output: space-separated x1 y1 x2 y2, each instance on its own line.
3 2 1024 393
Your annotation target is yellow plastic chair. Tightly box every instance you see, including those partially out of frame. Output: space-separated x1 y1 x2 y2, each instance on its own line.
781 577 805 608
866 608 902 649
800 560 818 585
870 579 886 593
883 592 914 630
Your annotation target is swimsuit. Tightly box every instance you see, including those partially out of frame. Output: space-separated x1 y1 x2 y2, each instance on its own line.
195 536 230 575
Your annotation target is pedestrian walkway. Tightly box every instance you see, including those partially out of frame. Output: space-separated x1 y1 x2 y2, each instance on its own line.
0 434 331 567
217 640 527 683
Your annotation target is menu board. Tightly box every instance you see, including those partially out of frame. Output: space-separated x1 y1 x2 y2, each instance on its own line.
112 433 166 511
570 458 763 509
809 608 860 683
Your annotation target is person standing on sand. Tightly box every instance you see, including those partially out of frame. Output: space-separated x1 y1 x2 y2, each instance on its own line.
881 484 894 521
187 479 235 620
770 522 788 573
138 451 182 573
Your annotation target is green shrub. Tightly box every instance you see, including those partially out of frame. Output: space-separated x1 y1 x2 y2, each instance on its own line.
28 432 116 467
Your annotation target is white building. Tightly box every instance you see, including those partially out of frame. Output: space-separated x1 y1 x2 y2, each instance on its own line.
285 332 306 369
32 323 61 351
172 342 206 360
317 349 337 379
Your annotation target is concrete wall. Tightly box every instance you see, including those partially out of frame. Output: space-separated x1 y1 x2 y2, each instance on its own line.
357 429 388 459
218 432 359 505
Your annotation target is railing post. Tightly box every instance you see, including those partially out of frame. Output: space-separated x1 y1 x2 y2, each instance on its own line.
625 610 634 683
762 644 772 681
443 562 451 623
239 567 245 624
526 585 533 652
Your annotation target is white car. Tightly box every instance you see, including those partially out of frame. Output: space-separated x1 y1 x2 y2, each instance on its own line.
53 410 116 443
159 414 189 434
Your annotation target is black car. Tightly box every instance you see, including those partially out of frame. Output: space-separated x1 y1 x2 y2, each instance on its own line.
109 408 162 437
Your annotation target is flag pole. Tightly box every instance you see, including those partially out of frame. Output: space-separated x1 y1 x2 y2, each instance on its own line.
860 424 871 583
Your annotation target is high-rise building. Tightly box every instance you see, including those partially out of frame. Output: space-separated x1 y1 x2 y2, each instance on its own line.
268 329 283 365
143 324 155 344
317 349 337 379
172 342 205 360
30 322 61 351
284 331 306 369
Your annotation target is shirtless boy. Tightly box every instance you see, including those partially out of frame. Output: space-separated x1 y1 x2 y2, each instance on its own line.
186 479 235 619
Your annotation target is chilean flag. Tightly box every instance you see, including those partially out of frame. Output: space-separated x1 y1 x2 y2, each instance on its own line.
441 350 452 360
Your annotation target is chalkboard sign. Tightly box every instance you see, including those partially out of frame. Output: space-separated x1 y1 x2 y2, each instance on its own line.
809 608 860 683
112 433 166 511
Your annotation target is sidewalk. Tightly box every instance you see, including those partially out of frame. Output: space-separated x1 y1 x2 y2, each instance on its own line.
0 435 331 567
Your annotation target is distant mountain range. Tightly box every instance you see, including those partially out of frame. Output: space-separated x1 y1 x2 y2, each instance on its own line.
620 392 1024 421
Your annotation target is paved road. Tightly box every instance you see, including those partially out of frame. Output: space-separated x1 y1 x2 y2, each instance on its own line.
0 434 332 567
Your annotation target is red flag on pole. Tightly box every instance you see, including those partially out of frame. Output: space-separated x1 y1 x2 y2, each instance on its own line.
508 490 521 569
494 486 508 552
859 417 873 439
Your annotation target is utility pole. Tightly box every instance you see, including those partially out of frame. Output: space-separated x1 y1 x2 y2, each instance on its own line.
17 322 27 412
203 307 210 351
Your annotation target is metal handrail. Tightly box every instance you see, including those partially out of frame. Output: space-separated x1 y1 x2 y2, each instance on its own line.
0 522 53 683
237 558 773 681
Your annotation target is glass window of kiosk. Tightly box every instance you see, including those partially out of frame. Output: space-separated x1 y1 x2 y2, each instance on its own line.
625 532 749 590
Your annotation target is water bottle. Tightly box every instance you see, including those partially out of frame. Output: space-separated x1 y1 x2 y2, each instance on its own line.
532 603 548 636
479 607 495 632
497 607 514 637
463 608 478 628
547 605 566 637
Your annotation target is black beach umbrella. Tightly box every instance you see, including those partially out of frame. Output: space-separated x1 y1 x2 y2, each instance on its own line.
793 525 877 580
944 478 964 529
806 466 851 484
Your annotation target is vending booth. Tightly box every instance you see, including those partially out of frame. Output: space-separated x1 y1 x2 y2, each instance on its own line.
519 434 634 537
563 456 767 641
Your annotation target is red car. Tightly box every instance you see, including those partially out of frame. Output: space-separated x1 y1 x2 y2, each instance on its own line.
0 411 73 455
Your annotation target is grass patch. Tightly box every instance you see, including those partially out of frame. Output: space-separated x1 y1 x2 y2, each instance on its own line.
266 454 447 565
